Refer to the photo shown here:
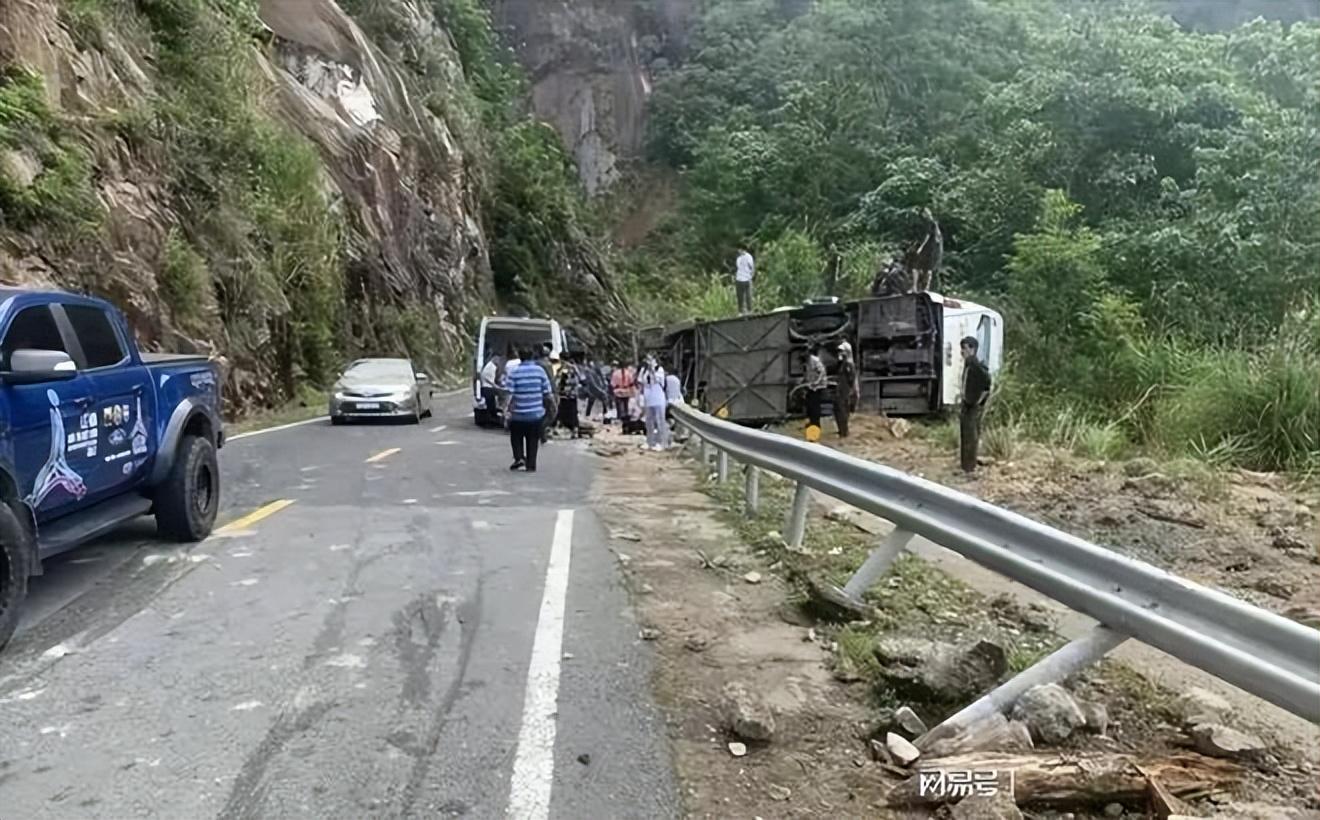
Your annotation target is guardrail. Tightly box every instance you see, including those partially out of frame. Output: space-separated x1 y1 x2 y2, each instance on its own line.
670 403 1320 742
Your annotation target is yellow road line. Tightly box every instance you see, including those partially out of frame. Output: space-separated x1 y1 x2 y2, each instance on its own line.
365 447 402 464
215 499 296 535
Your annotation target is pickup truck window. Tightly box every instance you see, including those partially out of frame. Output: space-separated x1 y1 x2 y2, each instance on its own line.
64 304 126 369
1 305 68 367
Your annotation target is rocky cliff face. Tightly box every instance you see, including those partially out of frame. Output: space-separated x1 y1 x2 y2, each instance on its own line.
0 0 622 412
491 0 691 196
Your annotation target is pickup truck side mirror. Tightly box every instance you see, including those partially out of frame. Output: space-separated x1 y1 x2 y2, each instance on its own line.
1 349 78 384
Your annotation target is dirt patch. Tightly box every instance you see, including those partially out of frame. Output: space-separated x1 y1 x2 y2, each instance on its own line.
823 416 1320 622
591 428 1318 817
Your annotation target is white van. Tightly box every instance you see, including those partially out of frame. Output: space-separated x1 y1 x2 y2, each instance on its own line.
472 316 567 426
936 294 1004 410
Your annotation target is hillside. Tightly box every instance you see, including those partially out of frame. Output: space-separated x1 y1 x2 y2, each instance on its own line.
0 0 624 414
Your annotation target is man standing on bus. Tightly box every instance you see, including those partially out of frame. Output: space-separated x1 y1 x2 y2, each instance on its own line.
735 247 755 315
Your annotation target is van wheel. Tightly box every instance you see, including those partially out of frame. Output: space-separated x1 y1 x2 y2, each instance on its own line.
0 503 31 652
156 435 220 542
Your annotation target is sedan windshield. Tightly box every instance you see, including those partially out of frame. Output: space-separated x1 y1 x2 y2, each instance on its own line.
343 360 413 382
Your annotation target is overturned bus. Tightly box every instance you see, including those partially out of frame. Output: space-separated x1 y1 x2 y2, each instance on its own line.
638 292 1003 425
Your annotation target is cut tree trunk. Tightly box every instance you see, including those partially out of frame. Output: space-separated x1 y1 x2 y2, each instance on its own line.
885 751 1243 809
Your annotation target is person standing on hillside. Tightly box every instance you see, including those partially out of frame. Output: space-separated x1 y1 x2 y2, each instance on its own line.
959 336 992 473
803 344 828 438
834 341 859 438
735 247 756 314
507 347 554 472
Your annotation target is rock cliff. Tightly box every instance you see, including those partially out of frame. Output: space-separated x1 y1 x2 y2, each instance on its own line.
491 0 691 196
0 0 623 413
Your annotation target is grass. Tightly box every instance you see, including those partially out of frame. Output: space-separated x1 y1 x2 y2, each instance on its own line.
228 384 326 434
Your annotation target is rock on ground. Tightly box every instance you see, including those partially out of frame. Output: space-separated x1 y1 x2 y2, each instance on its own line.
949 789 1024 820
1171 687 1233 727
873 637 1007 704
1188 723 1267 760
886 732 920 766
1079 700 1110 736
722 681 775 742
1010 684 1086 745
894 705 928 737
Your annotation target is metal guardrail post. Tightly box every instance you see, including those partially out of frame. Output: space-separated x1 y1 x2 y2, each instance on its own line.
915 625 1129 751
786 482 811 549
717 451 730 484
744 466 760 517
843 528 914 599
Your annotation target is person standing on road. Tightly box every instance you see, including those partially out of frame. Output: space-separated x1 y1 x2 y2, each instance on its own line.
538 349 559 444
639 357 670 451
498 346 520 417
735 247 755 315
480 352 503 425
507 348 554 472
834 341 859 438
582 355 608 420
664 363 684 438
959 336 992 474
610 360 636 425
803 344 828 437
556 354 582 438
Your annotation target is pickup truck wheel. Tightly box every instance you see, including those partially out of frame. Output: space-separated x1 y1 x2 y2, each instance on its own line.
156 435 220 542
0 504 31 652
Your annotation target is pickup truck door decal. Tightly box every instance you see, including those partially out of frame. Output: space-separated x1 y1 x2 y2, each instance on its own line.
26 388 88 508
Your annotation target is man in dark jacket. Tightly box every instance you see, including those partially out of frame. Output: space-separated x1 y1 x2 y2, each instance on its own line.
959 336 992 473
834 341 860 438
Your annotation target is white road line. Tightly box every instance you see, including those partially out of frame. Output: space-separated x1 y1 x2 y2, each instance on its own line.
429 424 449 433
507 509 575 820
227 416 325 442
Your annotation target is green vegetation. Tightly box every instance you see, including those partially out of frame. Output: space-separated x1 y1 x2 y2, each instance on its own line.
627 0 1320 472
0 67 99 232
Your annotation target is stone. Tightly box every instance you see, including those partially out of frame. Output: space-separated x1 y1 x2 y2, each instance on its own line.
923 713 1034 757
1122 457 1159 477
1171 687 1233 727
727 741 747 757
767 784 791 801
1271 532 1309 552
1188 723 1267 760
893 706 928 737
1283 605 1320 630
1011 684 1086 745
1104 803 1124 817
0 149 42 188
576 753 591 766
1253 576 1297 599
873 638 1008 704
950 790 1023 820
723 682 775 742
869 738 892 764
639 627 661 641
1079 700 1110 736
1123 472 1177 496
885 732 920 766
742 571 763 584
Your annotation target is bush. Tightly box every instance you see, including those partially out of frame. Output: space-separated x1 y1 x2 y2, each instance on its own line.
0 67 99 232
159 231 209 322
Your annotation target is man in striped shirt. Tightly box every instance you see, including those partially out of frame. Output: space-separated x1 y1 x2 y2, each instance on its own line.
507 347 554 472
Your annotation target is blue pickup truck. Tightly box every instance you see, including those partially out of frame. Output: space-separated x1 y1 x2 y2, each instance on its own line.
0 289 224 649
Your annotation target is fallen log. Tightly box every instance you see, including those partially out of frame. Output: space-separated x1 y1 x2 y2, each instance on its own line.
885 750 1243 809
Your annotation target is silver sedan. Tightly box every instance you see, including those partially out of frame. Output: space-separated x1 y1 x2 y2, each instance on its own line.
329 358 434 424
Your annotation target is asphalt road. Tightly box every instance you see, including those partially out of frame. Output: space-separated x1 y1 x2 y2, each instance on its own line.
0 393 679 819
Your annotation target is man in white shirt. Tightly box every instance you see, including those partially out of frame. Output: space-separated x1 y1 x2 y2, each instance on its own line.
480 354 503 425
734 248 755 315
